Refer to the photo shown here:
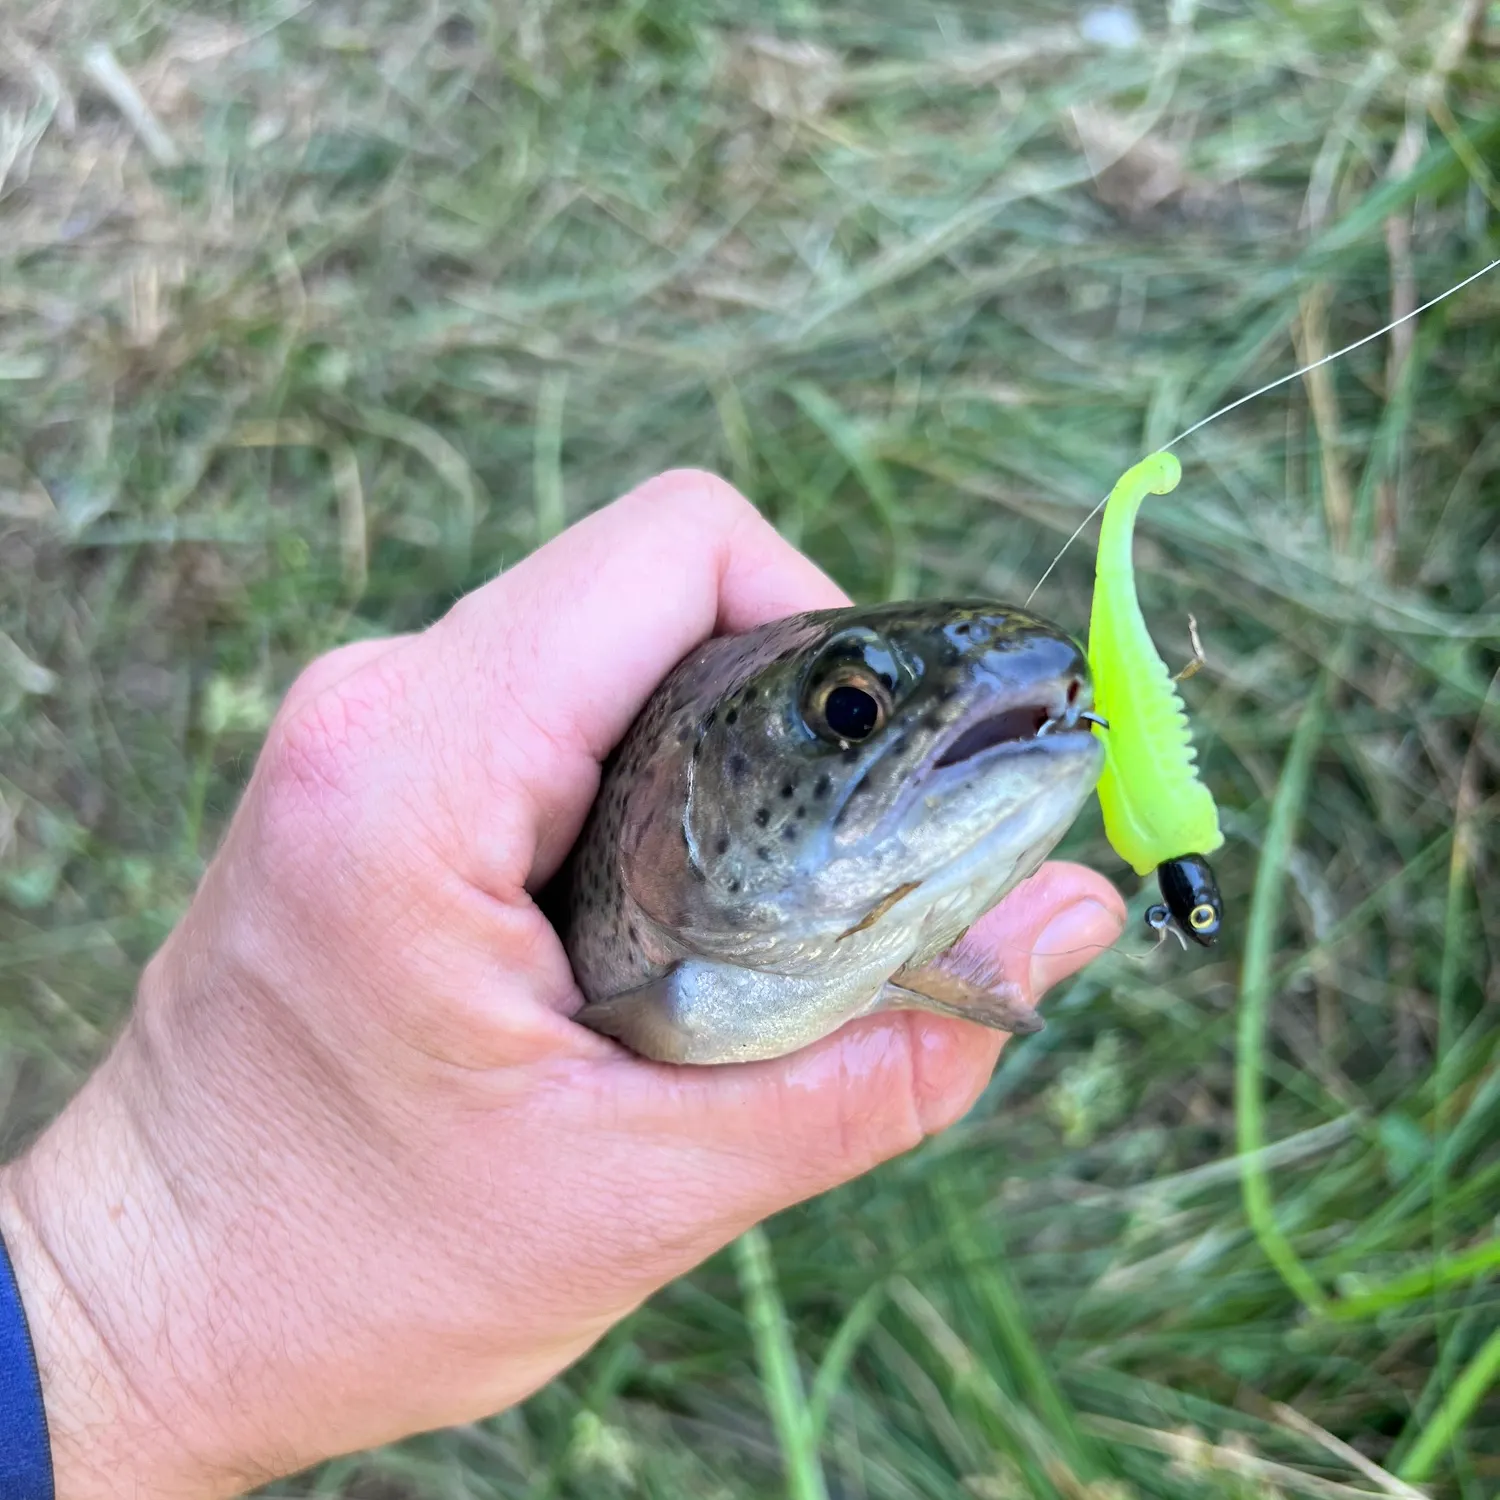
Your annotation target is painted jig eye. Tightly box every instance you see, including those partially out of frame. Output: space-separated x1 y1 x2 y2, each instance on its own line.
1156 853 1223 948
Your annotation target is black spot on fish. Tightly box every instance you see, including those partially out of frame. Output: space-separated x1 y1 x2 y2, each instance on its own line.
755 807 771 827
725 708 738 725
922 712 943 733
743 687 757 702
627 924 638 943
780 781 795 798
781 826 797 842
813 774 831 799
715 835 730 855
757 846 771 861
795 805 806 819
728 751 750 780
728 879 741 894
892 735 909 756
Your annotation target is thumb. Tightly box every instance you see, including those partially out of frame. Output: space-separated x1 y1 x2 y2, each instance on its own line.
626 861 1124 1226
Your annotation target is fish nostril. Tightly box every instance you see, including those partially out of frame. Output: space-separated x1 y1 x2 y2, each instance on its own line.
1066 678 1081 705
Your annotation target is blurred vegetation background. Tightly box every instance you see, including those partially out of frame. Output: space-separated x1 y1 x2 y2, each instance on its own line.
2 0 1498 1495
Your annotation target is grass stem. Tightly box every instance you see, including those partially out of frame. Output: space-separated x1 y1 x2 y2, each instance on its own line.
1236 667 1333 1316
735 1225 830 1500
1397 1325 1500 1484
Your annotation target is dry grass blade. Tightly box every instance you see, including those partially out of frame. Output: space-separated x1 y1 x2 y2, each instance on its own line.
80 43 181 166
1272 1402 1429 1500
1086 1415 1430 1500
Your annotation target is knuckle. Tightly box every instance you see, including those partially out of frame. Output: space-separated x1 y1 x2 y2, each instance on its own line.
259 650 411 831
267 696 356 806
265 691 365 810
788 1015 991 1174
904 1014 997 1137
773 1021 928 1189
842 1018 927 1164
627 467 758 529
277 637 403 717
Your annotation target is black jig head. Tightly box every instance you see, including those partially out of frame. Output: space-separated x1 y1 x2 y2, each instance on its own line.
1144 853 1222 948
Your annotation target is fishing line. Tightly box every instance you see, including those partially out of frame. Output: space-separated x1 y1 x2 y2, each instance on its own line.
1023 254 1500 606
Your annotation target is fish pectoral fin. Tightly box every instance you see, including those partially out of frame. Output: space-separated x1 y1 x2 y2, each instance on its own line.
882 952 1045 1037
575 972 696 1065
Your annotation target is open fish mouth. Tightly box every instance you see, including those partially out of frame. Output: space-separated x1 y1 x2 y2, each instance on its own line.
934 704 1055 767
930 698 1098 770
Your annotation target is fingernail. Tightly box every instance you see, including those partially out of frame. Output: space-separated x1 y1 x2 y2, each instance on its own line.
1030 900 1124 997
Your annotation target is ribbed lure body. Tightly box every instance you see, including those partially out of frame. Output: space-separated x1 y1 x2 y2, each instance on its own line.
1087 452 1223 877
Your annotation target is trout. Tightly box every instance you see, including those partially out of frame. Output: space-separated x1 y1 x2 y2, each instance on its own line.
559 601 1103 1064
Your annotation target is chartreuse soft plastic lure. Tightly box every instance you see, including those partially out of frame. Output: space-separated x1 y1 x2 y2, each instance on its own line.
1087 451 1225 946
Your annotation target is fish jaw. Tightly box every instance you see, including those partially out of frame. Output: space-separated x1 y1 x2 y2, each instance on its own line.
796 712 1104 942
897 732 1104 963
809 728 1104 969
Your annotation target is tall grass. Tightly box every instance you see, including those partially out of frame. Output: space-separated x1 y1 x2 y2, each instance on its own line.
2 1 1496 1495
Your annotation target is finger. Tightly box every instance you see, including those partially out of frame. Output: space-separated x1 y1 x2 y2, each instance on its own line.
422 469 849 881
612 861 1125 1215
959 859 1126 999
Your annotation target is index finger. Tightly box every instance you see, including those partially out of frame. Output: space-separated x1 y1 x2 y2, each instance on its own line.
426 468 850 879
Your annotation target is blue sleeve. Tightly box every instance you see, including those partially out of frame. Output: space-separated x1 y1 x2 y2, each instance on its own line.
0 1225 54 1500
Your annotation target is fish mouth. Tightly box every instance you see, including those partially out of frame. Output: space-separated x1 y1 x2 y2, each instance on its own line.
930 697 1096 770
934 704 1055 767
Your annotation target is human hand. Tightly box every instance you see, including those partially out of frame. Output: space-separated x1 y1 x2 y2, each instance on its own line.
0 471 1124 1498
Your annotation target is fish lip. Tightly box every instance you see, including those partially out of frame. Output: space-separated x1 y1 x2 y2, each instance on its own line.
920 722 1100 790
830 692 1101 844
933 703 1056 768
848 711 1099 845
925 690 1097 775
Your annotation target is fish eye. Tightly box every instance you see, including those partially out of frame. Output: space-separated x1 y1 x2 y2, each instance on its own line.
801 629 909 746
805 670 890 744
1189 902 1218 931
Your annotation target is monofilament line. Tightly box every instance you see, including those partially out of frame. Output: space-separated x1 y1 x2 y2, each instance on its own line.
1024 255 1500 606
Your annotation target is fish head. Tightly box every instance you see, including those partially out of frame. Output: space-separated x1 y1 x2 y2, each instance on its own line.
625 601 1104 963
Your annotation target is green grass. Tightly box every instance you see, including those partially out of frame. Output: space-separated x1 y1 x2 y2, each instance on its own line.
3 0 1499 1495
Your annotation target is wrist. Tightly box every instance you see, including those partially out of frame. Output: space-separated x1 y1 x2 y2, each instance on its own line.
0 1171 124 1500
0 1041 245 1500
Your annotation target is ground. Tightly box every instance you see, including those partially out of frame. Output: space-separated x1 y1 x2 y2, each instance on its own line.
1 0 1497 1495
